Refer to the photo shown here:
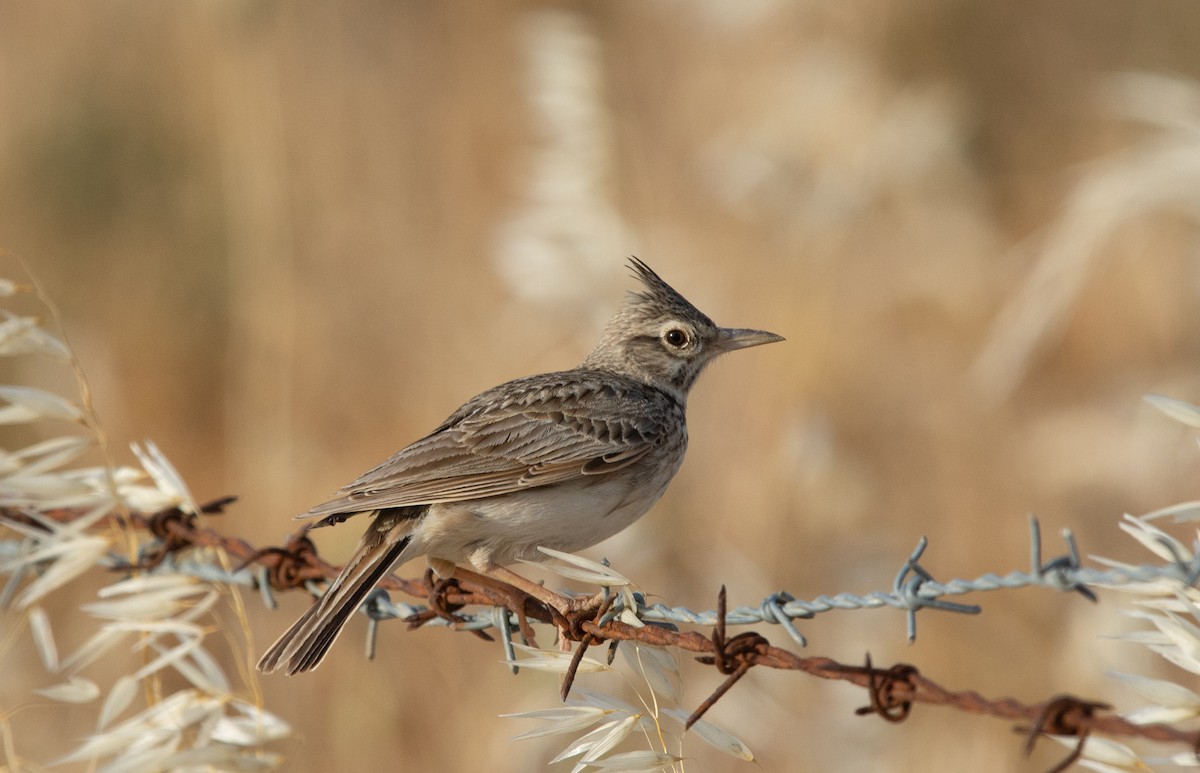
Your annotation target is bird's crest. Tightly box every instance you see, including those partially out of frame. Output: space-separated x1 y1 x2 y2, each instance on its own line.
625 257 712 328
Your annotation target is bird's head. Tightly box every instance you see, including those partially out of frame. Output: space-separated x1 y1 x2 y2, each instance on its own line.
583 258 783 398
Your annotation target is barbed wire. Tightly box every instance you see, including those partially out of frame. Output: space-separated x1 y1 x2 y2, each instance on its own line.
9 504 1182 648
4 497 1200 768
6 266 1200 771
0 502 1187 654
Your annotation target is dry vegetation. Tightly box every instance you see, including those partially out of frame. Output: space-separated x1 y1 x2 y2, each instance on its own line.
2 2 1200 771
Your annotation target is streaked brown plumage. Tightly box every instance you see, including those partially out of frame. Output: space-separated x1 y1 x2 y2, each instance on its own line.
257 259 782 675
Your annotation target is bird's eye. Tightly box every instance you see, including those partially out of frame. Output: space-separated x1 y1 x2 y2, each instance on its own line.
663 328 689 348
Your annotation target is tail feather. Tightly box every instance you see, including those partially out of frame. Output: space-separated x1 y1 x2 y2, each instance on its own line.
286 539 409 674
257 509 418 675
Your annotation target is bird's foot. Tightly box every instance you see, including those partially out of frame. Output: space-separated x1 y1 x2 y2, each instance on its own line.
560 590 607 615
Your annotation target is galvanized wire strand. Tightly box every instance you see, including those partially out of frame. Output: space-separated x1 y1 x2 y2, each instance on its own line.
328 515 1199 649
6 513 1192 652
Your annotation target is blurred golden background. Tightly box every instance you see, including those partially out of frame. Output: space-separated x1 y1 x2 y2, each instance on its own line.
3 1 1200 770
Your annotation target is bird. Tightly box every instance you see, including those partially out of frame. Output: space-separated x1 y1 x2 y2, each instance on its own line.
257 258 783 675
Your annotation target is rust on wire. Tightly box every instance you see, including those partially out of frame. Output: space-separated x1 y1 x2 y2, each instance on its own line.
560 593 613 642
687 586 772 729
1019 695 1110 773
404 568 494 642
138 505 200 568
8 498 1200 763
425 568 469 622
559 594 616 701
236 530 327 593
198 495 239 514
854 654 918 723
136 497 233 567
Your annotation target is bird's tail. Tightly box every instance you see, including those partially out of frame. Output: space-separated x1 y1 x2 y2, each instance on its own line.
257 510 416 675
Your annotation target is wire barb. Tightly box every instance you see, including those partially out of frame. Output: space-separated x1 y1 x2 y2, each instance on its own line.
758 591 807 646
892 537 981 642
10 497 1200 761
236 531 324 594
854 654 918 723
1029 515 1097 602
402 569 494 643
559 594 616 701
1018 695 1111 773
12 500 1196 648
687 586 771 730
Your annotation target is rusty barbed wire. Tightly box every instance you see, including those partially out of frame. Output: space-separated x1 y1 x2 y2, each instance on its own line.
558 593 616 701
686 585 771 729
1020 695 1113 773
3 498 1200 763
855 654 918 723
5 503 1190 646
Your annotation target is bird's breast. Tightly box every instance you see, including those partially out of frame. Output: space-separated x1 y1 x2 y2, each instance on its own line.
412 456 682 569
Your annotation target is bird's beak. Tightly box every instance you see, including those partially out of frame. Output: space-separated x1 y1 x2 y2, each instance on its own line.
714 327 785 353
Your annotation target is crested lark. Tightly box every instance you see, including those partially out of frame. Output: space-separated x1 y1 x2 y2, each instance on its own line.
258 258 782 674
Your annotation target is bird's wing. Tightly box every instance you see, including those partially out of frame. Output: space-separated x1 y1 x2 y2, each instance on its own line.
299 373 674 520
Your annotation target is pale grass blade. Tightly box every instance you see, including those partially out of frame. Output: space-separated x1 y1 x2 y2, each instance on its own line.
587 750 681 771
502 706 614 740
34 676 100 703
28 605 59 671
664 707 754 760
98 676 140 729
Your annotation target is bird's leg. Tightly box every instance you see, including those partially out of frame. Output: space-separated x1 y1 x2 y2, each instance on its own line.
427 557 458 579
431 565 537 644
481 565 607 616
425 557 521 609
477 566 599 655
460 565 571 612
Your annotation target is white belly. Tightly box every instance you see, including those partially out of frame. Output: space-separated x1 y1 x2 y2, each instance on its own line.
409 475 668 569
